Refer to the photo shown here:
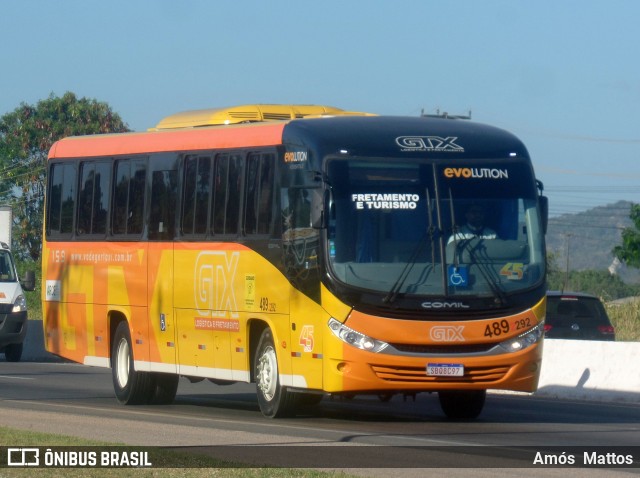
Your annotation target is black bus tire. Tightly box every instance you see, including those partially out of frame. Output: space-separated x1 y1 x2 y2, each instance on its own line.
254 328 297 418
111 321 154 405
438 389 486 420
149 373 179 405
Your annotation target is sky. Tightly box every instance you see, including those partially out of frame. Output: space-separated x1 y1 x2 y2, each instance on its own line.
2 0 639 218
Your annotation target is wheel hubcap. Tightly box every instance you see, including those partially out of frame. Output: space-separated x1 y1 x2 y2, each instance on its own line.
257 345 277 401
115 338 130 389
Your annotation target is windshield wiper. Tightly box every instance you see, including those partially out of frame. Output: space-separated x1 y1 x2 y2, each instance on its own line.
445 187 507 306
382 232 436 305
383 189 438 305
453 238 508 306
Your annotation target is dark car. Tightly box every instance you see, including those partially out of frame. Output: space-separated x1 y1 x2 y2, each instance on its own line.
545 291 615 341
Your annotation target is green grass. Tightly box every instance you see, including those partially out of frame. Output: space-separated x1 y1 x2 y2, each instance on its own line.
0 427 355 478
606 300 640 341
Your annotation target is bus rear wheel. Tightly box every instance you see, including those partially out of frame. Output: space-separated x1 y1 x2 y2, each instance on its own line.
149 373 179 405
438 390 486 420
111 321 154 405
255 328 297 418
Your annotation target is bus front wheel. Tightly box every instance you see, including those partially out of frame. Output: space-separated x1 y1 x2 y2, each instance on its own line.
438 390 486 420
255 328 297 418
111 321 154 405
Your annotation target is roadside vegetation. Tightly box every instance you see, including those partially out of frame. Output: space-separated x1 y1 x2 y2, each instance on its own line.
0 426 355 478
606 300 640 341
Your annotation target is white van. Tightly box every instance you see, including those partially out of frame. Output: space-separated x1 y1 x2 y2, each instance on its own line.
0 242 35 361
0 207 36 361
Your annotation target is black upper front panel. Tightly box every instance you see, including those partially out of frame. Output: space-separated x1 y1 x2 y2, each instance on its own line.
282 116 529 166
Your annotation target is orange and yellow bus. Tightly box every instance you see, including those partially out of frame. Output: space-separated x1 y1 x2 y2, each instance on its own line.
42 104 548 419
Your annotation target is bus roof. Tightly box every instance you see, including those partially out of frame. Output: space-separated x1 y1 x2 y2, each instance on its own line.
151 104 373 130
48 104 374 159
48 108 527 161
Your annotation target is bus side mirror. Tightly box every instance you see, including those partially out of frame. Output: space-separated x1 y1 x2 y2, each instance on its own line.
539 195 549 234
21 270 36 292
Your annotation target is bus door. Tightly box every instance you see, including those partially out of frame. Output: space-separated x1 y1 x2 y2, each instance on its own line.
282 185 324 389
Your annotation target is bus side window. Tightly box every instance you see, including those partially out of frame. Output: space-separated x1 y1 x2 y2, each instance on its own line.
245 153 275 235
283 188 311 230
181 155 212 236
149 170 177 240
212 153 244 235
112 159 146 236
47 162 76 238
77 161 110 237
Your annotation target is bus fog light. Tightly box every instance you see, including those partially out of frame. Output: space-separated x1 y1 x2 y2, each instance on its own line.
337 362 350 373
328 318 388 353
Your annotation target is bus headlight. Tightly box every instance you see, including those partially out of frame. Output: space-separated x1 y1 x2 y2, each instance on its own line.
498 322 544 353
12 294 27 313
328 318 389 353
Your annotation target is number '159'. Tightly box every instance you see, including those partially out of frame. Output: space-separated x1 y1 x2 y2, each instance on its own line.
51 250 66 263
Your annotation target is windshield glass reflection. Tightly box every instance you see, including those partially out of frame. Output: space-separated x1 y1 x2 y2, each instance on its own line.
326 158 545 299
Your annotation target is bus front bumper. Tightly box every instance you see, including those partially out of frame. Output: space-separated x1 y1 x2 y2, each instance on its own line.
323 338 544 394
0 310 28 349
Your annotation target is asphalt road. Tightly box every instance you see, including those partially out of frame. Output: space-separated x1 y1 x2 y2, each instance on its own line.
1 361 639 475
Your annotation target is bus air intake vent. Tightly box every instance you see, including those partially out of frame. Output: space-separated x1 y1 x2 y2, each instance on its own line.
370 364 510 384
390 343 498 354
263 113 293 120
228 112 261 120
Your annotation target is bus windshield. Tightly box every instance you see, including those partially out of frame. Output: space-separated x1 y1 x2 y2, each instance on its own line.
326 157 545 300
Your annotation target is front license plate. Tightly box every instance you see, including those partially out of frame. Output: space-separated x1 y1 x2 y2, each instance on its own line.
427 363 464 377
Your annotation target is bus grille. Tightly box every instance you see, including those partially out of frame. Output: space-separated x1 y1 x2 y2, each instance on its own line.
390 343 498 354
371 364 510 384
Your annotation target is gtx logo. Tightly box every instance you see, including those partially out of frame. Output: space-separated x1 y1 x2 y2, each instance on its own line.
430 326 465 342
194 251 239 319
396 136 464 152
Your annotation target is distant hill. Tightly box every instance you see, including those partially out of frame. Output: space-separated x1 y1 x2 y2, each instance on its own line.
546 200 640 283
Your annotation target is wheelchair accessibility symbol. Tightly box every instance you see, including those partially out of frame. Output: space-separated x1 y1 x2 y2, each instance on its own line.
448 265 469 287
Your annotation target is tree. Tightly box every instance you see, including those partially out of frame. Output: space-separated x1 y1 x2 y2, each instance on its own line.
613 203 640 270
0 92 130 260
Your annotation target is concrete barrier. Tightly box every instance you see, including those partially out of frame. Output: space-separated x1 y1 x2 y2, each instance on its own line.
7 321 640 404
536 339 640 403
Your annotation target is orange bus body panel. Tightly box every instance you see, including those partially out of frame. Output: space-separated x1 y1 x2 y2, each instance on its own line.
48 122 286 159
